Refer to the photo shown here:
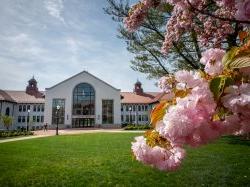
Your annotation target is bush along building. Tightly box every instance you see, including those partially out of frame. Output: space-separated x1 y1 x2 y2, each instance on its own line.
0 71 168 130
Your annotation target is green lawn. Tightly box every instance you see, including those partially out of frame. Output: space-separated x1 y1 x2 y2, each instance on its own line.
0 133 249 187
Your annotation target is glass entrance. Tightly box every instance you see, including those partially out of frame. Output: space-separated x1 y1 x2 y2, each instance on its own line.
72 118 95 128
72 83 95 128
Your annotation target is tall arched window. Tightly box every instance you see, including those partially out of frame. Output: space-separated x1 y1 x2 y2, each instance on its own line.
5 107 10 116
73 83 95 115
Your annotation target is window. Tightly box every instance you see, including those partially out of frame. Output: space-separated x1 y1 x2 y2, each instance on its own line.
142 105 144 111
27 105 30 111
22 116 26 123
52 99 65 124
37 105 40 112
37 116 40 123
23 105 26 112
139 115 142 121
145 115 148 122
132 115 135 122
33 116 36 122
41 116 44 123
133 105 136 111
126 115 129 122
19 105 22 112
138 105 141 111
72 83 95 115
102 100 113 124
128 105 132 112
126 105 129 111
121 106 123 111
41 105 44 112
121 115 123 121
18 116 21 123
5 107 10 116
33 105 36 112
145 105 148 111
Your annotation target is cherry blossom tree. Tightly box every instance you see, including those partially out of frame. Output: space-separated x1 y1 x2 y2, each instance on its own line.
125 0 250 171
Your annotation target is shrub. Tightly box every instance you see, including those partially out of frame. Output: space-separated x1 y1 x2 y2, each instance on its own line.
124 124 152 130
0 130 34 138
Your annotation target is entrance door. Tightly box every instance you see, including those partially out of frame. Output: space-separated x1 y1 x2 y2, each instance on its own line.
72 118 95 128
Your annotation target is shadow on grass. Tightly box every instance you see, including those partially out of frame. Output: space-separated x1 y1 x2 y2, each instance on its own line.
223 135 250 146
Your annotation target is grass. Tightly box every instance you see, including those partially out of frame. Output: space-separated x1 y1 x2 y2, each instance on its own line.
0 133 249 187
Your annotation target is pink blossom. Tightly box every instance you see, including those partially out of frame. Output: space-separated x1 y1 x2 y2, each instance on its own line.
221 84 250 114
125 0 236 54
158 84 218 147
216 0 235 8
131 135 185 171
221 115 241 135
204 62 223 76
200 48 225 76
235 0 250 21
240 117 250 134
200 48 225 65
221 84 250 135
124 0 159 32
125 0 250 172
158 75 174 93
174 70 203 89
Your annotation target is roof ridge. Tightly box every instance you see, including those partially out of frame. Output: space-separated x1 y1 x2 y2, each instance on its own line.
46 70 120 91
0 90 16 103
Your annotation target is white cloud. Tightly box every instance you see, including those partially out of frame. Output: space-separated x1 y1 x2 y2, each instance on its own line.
0 0 159 92
0 33 45 61
44 0 65 23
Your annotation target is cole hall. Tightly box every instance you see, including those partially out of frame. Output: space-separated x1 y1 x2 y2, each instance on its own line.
0 71 168 130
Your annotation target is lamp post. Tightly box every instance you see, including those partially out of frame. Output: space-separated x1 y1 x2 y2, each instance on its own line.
27 109 30 131
129 106 132 124
56 105 60 135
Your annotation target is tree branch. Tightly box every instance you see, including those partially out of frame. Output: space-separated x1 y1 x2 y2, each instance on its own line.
172 42 199 69
191 30 202 59
132 34 169 74
146 15 199 68
186 0 250 24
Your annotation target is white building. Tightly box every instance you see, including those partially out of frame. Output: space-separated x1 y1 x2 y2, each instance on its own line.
44 71 121 128
0 77 45 130
121 81 168 125
0 71 167 130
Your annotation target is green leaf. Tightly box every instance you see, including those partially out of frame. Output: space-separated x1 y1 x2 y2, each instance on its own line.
210 76 234 100
222 47 239 69
226 54 250 69
223 47 250 69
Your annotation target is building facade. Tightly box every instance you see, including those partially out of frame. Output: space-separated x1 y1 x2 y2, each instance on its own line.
0 77 45 130
0 71 168 130
44 71 121 128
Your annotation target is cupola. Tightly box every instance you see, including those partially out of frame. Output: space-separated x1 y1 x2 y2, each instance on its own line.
133 80 143 95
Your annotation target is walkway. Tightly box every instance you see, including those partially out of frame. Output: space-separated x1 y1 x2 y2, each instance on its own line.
0 129 145 143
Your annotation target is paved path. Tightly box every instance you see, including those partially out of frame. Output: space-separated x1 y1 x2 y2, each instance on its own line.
0 129 145 143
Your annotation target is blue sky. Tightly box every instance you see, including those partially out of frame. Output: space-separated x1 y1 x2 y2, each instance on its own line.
0 0 159 92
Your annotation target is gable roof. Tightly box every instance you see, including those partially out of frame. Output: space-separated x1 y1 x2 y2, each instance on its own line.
121 92 158 104
0 90 45 104
121 91 172 104
0 90 16 103
46 70 120 91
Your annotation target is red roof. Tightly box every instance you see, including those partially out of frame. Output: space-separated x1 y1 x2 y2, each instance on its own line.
121 92 168 104
0 90 45 103
1 89 167 105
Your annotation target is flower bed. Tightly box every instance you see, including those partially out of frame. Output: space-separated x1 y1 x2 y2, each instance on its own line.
124 124 152 130
0 130 34 138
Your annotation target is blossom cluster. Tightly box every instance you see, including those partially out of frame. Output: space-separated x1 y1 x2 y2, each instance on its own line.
125 0 250 172
132 47 250 171
124 0 250 54
124 0 160 32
